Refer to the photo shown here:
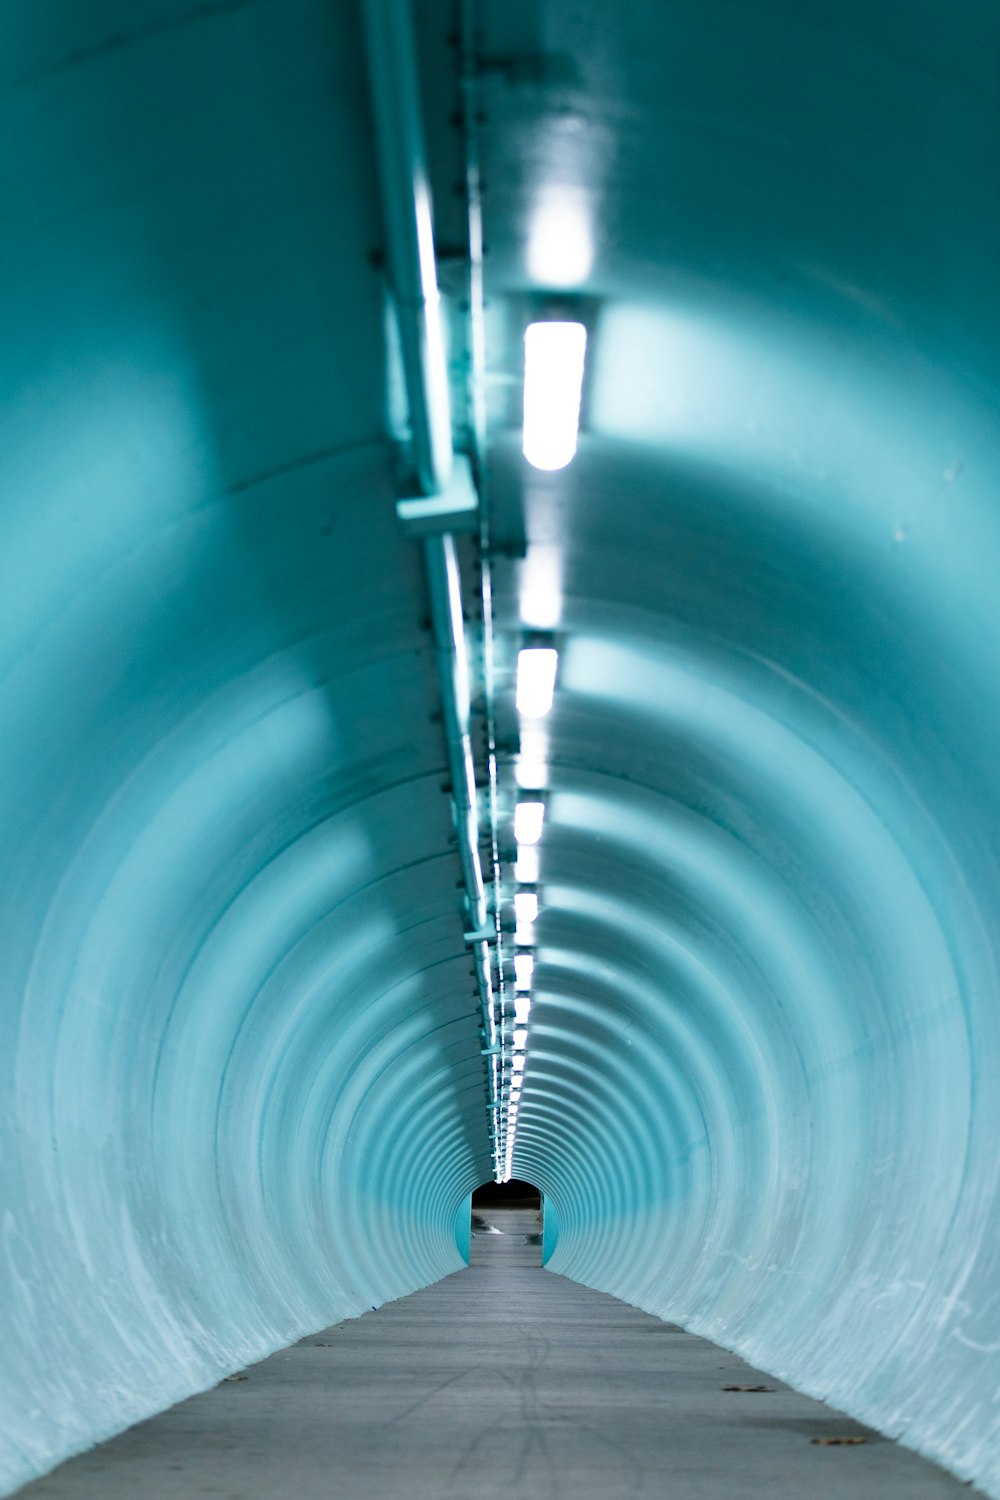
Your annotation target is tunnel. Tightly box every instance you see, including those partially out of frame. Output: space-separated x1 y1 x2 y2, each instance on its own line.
2 0 1000 1495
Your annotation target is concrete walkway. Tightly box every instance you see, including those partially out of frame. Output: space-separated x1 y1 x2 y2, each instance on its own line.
20 1209 970 1498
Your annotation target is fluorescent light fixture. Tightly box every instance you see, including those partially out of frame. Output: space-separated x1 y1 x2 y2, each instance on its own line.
516 726 548 791
513 1027 528 1049
514 995 531 1024
512 1054 525 1073
514 926 535 948
520 547 562 630
514 800 545 846
519 725 547 759
514 846 539 884
515 891 538 926
523 321 587 471
514 953 534 990
528 193 593 288
516 755 548 791
516 646 558 719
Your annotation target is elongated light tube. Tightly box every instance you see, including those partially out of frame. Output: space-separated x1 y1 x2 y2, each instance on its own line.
517 726 548 791
516 646 558 718
516 755 548 791
514 995 531 1024
514 953 534 990
522 321 587 471
514 800 545 846
515 891 539 926
514 846 539 884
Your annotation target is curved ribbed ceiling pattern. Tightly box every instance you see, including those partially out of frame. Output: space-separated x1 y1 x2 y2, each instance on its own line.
2 1 999 1496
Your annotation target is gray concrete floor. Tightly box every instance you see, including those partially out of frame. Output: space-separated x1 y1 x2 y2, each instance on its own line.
19 1207 972 1498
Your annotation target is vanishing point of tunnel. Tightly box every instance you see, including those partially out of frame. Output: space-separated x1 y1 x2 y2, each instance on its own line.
2 2 1000 1497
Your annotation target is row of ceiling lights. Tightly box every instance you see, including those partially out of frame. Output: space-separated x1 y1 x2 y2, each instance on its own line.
362 0 591 1187
498 645 554 1181
495 318 587 1181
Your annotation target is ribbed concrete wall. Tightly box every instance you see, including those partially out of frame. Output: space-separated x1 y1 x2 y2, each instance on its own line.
484 4 1000 1489
2 1 1000 1497
0 5 487 1491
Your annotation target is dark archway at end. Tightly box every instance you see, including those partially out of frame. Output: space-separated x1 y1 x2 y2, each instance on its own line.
472 1177 541 1210
469 1180 547 1268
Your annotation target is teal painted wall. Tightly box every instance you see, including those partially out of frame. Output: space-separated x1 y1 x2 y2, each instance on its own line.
541 1196 559 1267
0 4 486 1492
454 1194 473 1265
2 2 1000 1498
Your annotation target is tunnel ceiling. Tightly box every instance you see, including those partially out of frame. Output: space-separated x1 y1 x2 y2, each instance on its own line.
3 1 1000 1496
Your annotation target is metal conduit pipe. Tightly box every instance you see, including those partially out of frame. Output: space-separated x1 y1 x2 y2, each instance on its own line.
421 533 485 929
361 0 497 1157
422 529 496 1092
360 0 452 497
457 0 508 1181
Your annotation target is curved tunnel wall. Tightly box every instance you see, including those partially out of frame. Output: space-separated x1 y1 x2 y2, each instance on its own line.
0 5 490 1491
512 316 1000 1485
2 1 1000 1498
481 1 1000 1489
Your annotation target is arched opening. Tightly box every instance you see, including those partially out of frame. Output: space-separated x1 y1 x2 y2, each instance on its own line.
472 1177 541 1212
470 1179 544 1267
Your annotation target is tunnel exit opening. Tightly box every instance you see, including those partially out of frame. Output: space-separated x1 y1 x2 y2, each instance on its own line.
472 1177 540 1211
469 1179 545 1267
